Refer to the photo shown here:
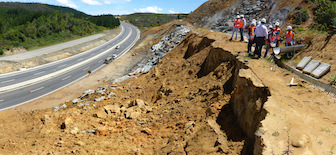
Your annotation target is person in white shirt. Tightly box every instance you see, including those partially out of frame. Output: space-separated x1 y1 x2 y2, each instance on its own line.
254 18 268 58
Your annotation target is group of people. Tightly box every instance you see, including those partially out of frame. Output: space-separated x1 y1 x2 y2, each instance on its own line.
230 15 296 59
229 15 246 42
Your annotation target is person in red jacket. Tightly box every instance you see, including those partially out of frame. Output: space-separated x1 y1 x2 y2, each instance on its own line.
274 22 281 47
239 15 246 42
264 25 277 58
284 26 295 57
247 21 256 55
229 15 240 41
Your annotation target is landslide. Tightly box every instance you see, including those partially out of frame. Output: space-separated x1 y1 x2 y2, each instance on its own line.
0 25 269 154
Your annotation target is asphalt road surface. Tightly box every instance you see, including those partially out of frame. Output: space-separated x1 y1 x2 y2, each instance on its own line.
0 22 140 110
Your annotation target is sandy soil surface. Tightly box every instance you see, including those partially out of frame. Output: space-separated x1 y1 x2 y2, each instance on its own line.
0 21 335 154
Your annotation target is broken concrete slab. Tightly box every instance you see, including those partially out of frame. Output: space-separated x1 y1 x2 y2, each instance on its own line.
311 63 331 78
296 56 312 70
302 60 320 74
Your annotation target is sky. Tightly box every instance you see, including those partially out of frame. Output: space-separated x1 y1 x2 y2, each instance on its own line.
0 0 208 15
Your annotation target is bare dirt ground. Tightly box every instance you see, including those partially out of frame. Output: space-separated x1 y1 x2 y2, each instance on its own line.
0 21 335 154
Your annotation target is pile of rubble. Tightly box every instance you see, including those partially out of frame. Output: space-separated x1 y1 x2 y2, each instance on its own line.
130 24 190 75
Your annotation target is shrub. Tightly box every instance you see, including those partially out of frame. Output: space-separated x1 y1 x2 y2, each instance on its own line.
330 75 336 85
292 8 309 25
312 0 336 30
0 47 4 55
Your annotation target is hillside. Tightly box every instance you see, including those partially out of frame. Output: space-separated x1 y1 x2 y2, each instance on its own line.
0 2 119 53
120 13 187 28
0 2 88 17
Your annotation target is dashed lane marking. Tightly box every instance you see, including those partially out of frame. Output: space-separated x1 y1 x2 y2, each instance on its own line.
31 87 44 93
62 76 71 81
1 79 15 84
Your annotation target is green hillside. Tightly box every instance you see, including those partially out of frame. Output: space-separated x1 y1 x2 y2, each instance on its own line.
121 13 188 28
0 2 120 54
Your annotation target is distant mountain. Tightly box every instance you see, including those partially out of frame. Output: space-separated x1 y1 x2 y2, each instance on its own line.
0 2 88 18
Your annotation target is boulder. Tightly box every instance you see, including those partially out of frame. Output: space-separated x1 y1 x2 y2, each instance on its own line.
93 109 107 119
80 89 95 99
96 126 109 136
95 96 106 102
72 98 81 104
104 105 120 115
70 127 80 135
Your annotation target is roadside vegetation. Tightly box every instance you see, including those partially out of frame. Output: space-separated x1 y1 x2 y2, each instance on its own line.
120 13 187 28
0 3 120 53
310 0 336 31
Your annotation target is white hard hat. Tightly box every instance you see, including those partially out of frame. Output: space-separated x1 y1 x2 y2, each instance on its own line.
261 18 266 23
269 25 273 29
252 19 256 23
236 15 240 18
251 22 256 26
286 26 292 30
240 15 244 18
275 22 280 26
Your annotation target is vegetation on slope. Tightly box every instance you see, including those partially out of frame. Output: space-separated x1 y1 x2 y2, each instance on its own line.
89 15 120 29
310 0 336 31
0 3 120 53
121 13 187 28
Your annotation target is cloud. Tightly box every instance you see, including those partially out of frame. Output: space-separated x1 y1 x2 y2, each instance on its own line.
135 6 163 13
102 0 131 4
81 0 102 5
168 9 178 14
56 0 78 8
103 0 111 4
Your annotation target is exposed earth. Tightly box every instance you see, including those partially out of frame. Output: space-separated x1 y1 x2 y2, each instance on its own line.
0 18 335 154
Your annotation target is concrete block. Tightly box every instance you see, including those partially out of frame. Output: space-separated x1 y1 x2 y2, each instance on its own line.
296 56 312 70
311 63 331 78
303 60 320 74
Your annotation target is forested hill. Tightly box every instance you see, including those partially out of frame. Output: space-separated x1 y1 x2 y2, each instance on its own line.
0 2 88 18
0 2 120 53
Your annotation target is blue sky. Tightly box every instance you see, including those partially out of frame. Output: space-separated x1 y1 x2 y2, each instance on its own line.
0 0 208 15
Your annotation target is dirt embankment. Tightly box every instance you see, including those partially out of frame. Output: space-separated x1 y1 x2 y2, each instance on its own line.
290 33 336 84
0 24 270 154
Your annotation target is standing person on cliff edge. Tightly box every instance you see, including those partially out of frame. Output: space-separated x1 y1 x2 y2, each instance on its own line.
247 21 256 56
229 15 240 41
254 18 268 58
239 15 246 42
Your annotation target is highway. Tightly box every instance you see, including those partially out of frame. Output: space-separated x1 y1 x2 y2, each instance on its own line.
0 22 140 110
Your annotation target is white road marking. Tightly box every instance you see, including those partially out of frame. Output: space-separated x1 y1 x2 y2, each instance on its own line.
83 67 90 71
1 79 15 84
31 87 44 93
62 76 71 81
34 71 45 75
58 64 67 68
0 99 3 102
